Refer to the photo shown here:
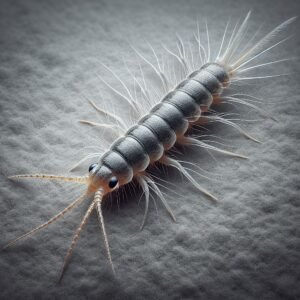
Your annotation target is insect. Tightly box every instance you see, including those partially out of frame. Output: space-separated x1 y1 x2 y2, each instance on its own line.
2 12 295 282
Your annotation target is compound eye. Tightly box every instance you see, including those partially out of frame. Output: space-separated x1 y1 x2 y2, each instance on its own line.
89 163 98 172
108 176 118 189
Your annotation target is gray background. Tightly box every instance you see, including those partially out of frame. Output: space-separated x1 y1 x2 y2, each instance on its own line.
0 0 299 299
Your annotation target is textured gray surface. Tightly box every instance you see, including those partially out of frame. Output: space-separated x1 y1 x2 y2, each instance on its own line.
0 0 300 299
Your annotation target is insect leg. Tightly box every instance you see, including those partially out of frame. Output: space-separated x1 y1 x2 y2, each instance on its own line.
203 115 262 143
143 175 176 223
159 155 218 202
87 98 127 130
79 120 124 135
222 96 278 122
179 136 248 159
135 175 150 230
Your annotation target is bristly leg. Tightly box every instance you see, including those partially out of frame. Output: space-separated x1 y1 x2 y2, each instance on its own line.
79 120 124 136
202 115 262 143
144 175 176 223
85 97 128 130
178 136 249 159
136 173 176 230
159 155 218 202
221 96 278 122
135 175 150 230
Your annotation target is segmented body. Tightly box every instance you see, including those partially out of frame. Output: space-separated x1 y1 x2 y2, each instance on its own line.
4 14 296 281
99 63 229 185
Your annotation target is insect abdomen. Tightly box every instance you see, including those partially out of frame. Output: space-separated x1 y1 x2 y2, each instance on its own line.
150 101 188 135
114 136 150 173
103 63 229 184
128 125 164 161
199 63 230 87
140 114 177 149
